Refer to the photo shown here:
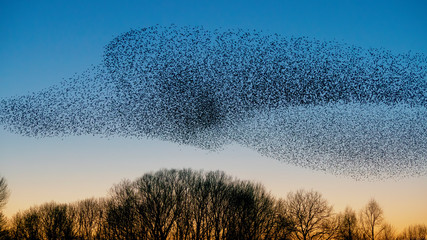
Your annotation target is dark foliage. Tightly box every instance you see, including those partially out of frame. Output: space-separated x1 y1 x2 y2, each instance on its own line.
1 170 426 239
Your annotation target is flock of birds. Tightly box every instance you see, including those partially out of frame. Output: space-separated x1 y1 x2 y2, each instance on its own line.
1 25 426 179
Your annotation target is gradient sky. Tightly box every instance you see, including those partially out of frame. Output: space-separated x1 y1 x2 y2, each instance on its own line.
1 0 426 231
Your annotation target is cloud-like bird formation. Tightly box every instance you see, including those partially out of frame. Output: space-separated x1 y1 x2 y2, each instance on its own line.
1 25 426 179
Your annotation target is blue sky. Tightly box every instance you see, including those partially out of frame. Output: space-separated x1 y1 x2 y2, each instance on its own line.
1 0 427 97
1 0 427 229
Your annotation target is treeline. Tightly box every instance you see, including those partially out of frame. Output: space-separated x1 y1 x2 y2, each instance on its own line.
0 169 426 240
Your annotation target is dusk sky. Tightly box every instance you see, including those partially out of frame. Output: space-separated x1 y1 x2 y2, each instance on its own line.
1 0 426 231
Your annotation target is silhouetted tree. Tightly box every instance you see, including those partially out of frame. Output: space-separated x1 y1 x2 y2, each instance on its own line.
225 180 258 239
225 180 279 240
270 199 294 240
204 170 233 240
7 169 423 240
397 224 427 240
337 207 360 240
248 183 279 240
379 223 396 240
0 177 9 240
0 178 8 211
9 203 75 240
38 202 75 240
9 207 42 240
285 189 336 240
172 169 217 240
71 198 104 240
0 212 8 240
177 169 211 240
105 180 143 239
134 169 185 240
359 199 384 240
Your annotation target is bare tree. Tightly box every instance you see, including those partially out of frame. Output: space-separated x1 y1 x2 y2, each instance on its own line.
9 169 423 240
379 223 396 240
9 207 42 240
271 199 294 240
285 189 336 240
134 169 185 240
338 207 360 240
0 178 8 210
105 179 143 240
0 213 7 240
0 177 9 239
177 169 211 240
71 198 104 240
225 180 279 240
225 180 258 240
359 199 384 240
39 202 75 240
173 168 231 240
398 224 427 240
250 183 279 240
205 170 233 240
174 169 288 240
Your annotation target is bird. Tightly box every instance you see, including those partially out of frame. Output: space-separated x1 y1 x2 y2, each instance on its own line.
0 25 426 179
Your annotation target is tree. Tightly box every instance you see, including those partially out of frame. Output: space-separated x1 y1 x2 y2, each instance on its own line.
172 169 230 240
398 224 427 240
0 177 10 239
338 207 360 240
271 199 294 240
105 179 143 240
204 170 233 240
134 169 185 240
379 223 395 240
359 199 384 240
0 178 8 210
39 202 75 240
285 189 336 240
224 180 279 240
9 208 42 240
71 198 104 240
7 169 422 240
174 169 211 240
0 212 8 240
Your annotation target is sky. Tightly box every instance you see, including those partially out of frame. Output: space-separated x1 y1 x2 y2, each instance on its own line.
1 0 427 231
